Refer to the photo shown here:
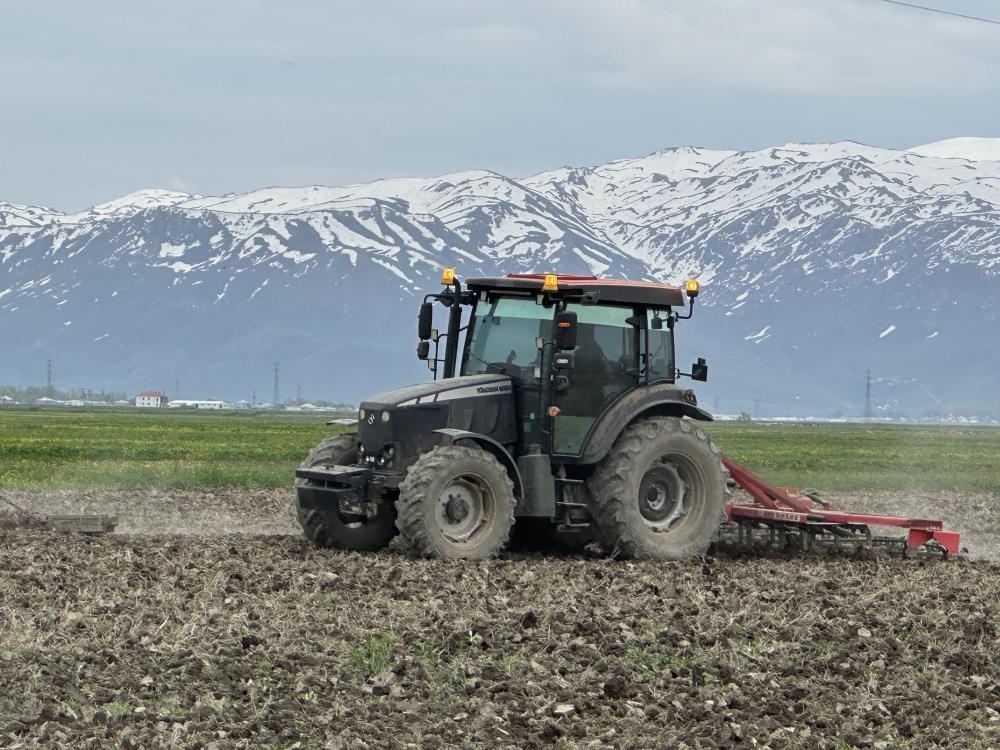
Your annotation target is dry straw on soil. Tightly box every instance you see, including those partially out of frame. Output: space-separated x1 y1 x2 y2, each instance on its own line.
1 521 999 749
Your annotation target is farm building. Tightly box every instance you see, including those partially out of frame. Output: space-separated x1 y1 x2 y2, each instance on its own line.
135 391 168 408
167 399 231 410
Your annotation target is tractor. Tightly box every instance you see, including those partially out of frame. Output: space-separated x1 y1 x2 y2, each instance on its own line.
295 270 729 560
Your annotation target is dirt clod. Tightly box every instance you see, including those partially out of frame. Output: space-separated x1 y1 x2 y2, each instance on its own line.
0 489 998 748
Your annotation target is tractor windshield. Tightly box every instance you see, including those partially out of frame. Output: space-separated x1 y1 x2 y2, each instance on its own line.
464 297 552 379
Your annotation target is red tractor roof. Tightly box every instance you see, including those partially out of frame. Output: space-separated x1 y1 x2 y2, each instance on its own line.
466 273 687 308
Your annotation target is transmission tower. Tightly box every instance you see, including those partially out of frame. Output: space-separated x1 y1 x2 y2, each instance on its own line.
273 363 280 406
864 370 873 420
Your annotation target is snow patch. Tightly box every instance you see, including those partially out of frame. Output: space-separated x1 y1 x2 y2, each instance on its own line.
159 242 187 258
282 250 315 264
909 137 1000 162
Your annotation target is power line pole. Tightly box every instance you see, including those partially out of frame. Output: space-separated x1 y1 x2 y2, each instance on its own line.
46 359 53 396
252 389 256 408
864 370 873 420
272 363 280 406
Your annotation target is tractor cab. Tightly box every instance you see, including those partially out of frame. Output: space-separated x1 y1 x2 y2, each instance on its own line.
446 273 708 458
296 270 726 561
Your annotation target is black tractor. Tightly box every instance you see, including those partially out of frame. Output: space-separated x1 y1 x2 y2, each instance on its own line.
295 271 729 560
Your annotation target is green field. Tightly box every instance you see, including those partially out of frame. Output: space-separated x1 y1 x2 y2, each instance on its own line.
1 408 998 492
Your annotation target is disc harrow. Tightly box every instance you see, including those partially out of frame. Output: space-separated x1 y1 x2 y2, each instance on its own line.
718 457 961 559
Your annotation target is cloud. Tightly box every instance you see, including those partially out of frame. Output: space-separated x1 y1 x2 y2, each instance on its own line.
2 0 999 209
539 0 1000 94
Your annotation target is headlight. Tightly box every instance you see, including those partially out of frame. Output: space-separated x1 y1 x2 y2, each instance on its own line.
359 408 366 420
380 410 390 423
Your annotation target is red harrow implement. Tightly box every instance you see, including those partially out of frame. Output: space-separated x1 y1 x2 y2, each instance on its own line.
719 458 961 558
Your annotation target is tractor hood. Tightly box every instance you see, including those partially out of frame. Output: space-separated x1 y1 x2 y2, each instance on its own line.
361 374 513 409
355 374 518 474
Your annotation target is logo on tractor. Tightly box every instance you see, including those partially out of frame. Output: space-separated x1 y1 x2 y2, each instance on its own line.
476 384 511 395
367 413 376 424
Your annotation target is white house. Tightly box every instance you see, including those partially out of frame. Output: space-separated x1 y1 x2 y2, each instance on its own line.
135 391 168 408
167 399 231 410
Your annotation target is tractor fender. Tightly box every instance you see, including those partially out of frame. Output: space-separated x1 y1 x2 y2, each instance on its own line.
433 428 524 499
577 385 713 465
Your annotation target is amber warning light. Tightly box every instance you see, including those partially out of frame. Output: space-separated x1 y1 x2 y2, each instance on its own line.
685 279 700 298
542 274 559 292
441 267 456 285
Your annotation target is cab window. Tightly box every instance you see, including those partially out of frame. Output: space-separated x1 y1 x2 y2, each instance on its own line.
644 310 674 383
552 303 637 455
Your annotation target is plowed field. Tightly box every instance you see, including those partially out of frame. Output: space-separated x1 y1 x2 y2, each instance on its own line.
1 490 999 749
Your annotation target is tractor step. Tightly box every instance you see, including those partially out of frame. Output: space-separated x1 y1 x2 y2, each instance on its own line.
556 501 588 510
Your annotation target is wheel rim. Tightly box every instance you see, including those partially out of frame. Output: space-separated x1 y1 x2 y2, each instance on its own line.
435 474 493 544
638 459 691 532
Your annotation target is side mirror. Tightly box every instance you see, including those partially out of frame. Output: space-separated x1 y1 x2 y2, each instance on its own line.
416 340 430 360
691 357 708 382
418 302 433 340
555 311 578 350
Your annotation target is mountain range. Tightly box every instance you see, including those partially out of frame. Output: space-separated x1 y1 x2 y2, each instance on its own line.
3 136 1000 416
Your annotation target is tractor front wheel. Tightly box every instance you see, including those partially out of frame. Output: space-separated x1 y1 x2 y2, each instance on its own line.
396 444 515 559
588 417 729 560
296 434 398 552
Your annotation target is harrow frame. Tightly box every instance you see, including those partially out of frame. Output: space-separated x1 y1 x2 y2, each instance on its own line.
721 457 961 557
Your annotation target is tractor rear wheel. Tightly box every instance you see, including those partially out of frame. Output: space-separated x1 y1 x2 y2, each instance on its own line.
588 417 729 560
296 434 397 552
396 444 515 559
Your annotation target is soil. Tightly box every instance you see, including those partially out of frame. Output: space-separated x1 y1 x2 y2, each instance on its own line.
1 490 999 749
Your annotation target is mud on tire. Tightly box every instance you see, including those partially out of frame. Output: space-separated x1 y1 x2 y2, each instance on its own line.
396 444 515 559
296 434 398 552
588 416 730 560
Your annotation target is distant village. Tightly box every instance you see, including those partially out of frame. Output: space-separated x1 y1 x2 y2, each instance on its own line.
0 388 351 412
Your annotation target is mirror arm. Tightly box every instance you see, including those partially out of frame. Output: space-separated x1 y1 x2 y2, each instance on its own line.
675 297 695 320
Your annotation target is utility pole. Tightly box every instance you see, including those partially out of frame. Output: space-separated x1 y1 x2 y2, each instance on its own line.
252 389 256 407
272 363 280 406
864 370 873 420
46 360 53 396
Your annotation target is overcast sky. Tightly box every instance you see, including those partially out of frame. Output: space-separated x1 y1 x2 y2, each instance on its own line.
2 0 998 210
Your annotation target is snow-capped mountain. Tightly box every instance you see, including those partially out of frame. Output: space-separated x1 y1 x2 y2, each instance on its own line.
2 138 1000 416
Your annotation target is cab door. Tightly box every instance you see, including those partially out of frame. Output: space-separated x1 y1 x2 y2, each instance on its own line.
462 296 554 450
551 304 639 456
